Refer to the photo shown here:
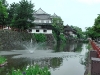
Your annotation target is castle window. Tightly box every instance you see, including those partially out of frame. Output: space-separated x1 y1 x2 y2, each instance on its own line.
43 29 47 32
36 29 39 32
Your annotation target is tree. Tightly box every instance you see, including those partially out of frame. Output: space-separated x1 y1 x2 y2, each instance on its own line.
85 27 100 39
0 0 8 28
93 14 100 32
11 0 35 31
7 2 19 27
52 17 63 33
86 14 100 39
85 27 93 38
52 17 64 40
71 26 83 38
34 33 47 42
0 0 8 7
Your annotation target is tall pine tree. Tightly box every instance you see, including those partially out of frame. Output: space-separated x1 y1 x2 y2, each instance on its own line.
0 0 8 28
11 0 35 31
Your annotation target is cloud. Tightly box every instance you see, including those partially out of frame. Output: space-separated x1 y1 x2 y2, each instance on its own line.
77 0 100 5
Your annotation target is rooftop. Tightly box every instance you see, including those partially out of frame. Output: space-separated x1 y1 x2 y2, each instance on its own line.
51 13 60 18
33 8 61 20
64 25 73 31
34 8 47 14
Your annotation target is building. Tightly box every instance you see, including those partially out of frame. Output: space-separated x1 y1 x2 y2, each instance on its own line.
63 24 77 37
29 8 53 34
28 8 63 34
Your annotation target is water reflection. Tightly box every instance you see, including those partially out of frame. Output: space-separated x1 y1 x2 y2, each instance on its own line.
74 43 83 52
0 57 63 75
54 42 83 52
0 43 88 75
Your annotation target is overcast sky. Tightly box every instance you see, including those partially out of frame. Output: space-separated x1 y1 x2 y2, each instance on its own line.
7 0 100 31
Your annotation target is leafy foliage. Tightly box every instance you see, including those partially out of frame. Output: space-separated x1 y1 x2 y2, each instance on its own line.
71 26 83 38
0 56 7 64
0 0 8 28
7 2 19 26
85 15 100 39
52 17 64 42
0 0 8 7
85 27 95 38
52 17 63 33
34 33 47 42
94 15 100 32
8 65 51 75
10 0 35 31
59 34 66 42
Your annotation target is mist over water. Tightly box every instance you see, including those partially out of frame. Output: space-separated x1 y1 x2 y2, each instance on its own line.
22 39 50 53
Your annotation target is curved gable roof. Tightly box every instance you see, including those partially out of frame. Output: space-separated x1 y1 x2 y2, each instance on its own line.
34 8 47 14
51 13 60 18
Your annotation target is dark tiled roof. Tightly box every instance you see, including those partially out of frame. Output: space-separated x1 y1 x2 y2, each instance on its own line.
64 25 77 34
64 25 73 31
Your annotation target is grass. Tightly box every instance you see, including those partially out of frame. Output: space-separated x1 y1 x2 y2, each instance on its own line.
8 64 51 75
0 56 7 64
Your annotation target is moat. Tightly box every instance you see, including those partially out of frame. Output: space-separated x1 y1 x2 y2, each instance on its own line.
0 43 88 75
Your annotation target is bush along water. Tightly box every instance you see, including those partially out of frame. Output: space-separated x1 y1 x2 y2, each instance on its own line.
0 56 7 66
8 64 51 75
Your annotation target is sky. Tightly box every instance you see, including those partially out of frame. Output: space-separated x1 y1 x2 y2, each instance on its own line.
7 0 100 31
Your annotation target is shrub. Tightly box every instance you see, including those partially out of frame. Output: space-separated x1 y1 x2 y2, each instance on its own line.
8 65 51 75
59 34 66 42
0 56 7 64
33 33 47 42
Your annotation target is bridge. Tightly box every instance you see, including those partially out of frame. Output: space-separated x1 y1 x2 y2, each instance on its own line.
85 40 100 75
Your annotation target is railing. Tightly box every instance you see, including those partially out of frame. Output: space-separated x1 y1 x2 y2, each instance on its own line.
90 40 100 58
89 40 100 75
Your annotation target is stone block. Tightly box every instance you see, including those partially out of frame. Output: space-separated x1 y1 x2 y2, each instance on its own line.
91 57 100 75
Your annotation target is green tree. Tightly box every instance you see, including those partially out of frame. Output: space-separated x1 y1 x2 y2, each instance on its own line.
85 27 100 39
93 14 100 32
34 33 47 42
71 26 83 38
52 17 64 42
85 14 100 39
91 14 100 38
11 0 35 31
0 0 8 7
7 2 19 27
52 17 63 33
0 0 8 28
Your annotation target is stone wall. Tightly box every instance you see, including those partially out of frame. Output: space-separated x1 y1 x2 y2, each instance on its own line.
0 30 55 50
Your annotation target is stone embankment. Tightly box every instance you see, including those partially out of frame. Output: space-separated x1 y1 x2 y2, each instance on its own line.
0 30 33 50
0 30 55 50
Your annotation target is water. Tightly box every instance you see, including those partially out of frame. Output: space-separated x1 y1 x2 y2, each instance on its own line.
22 38 48 53
0 43 88 75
